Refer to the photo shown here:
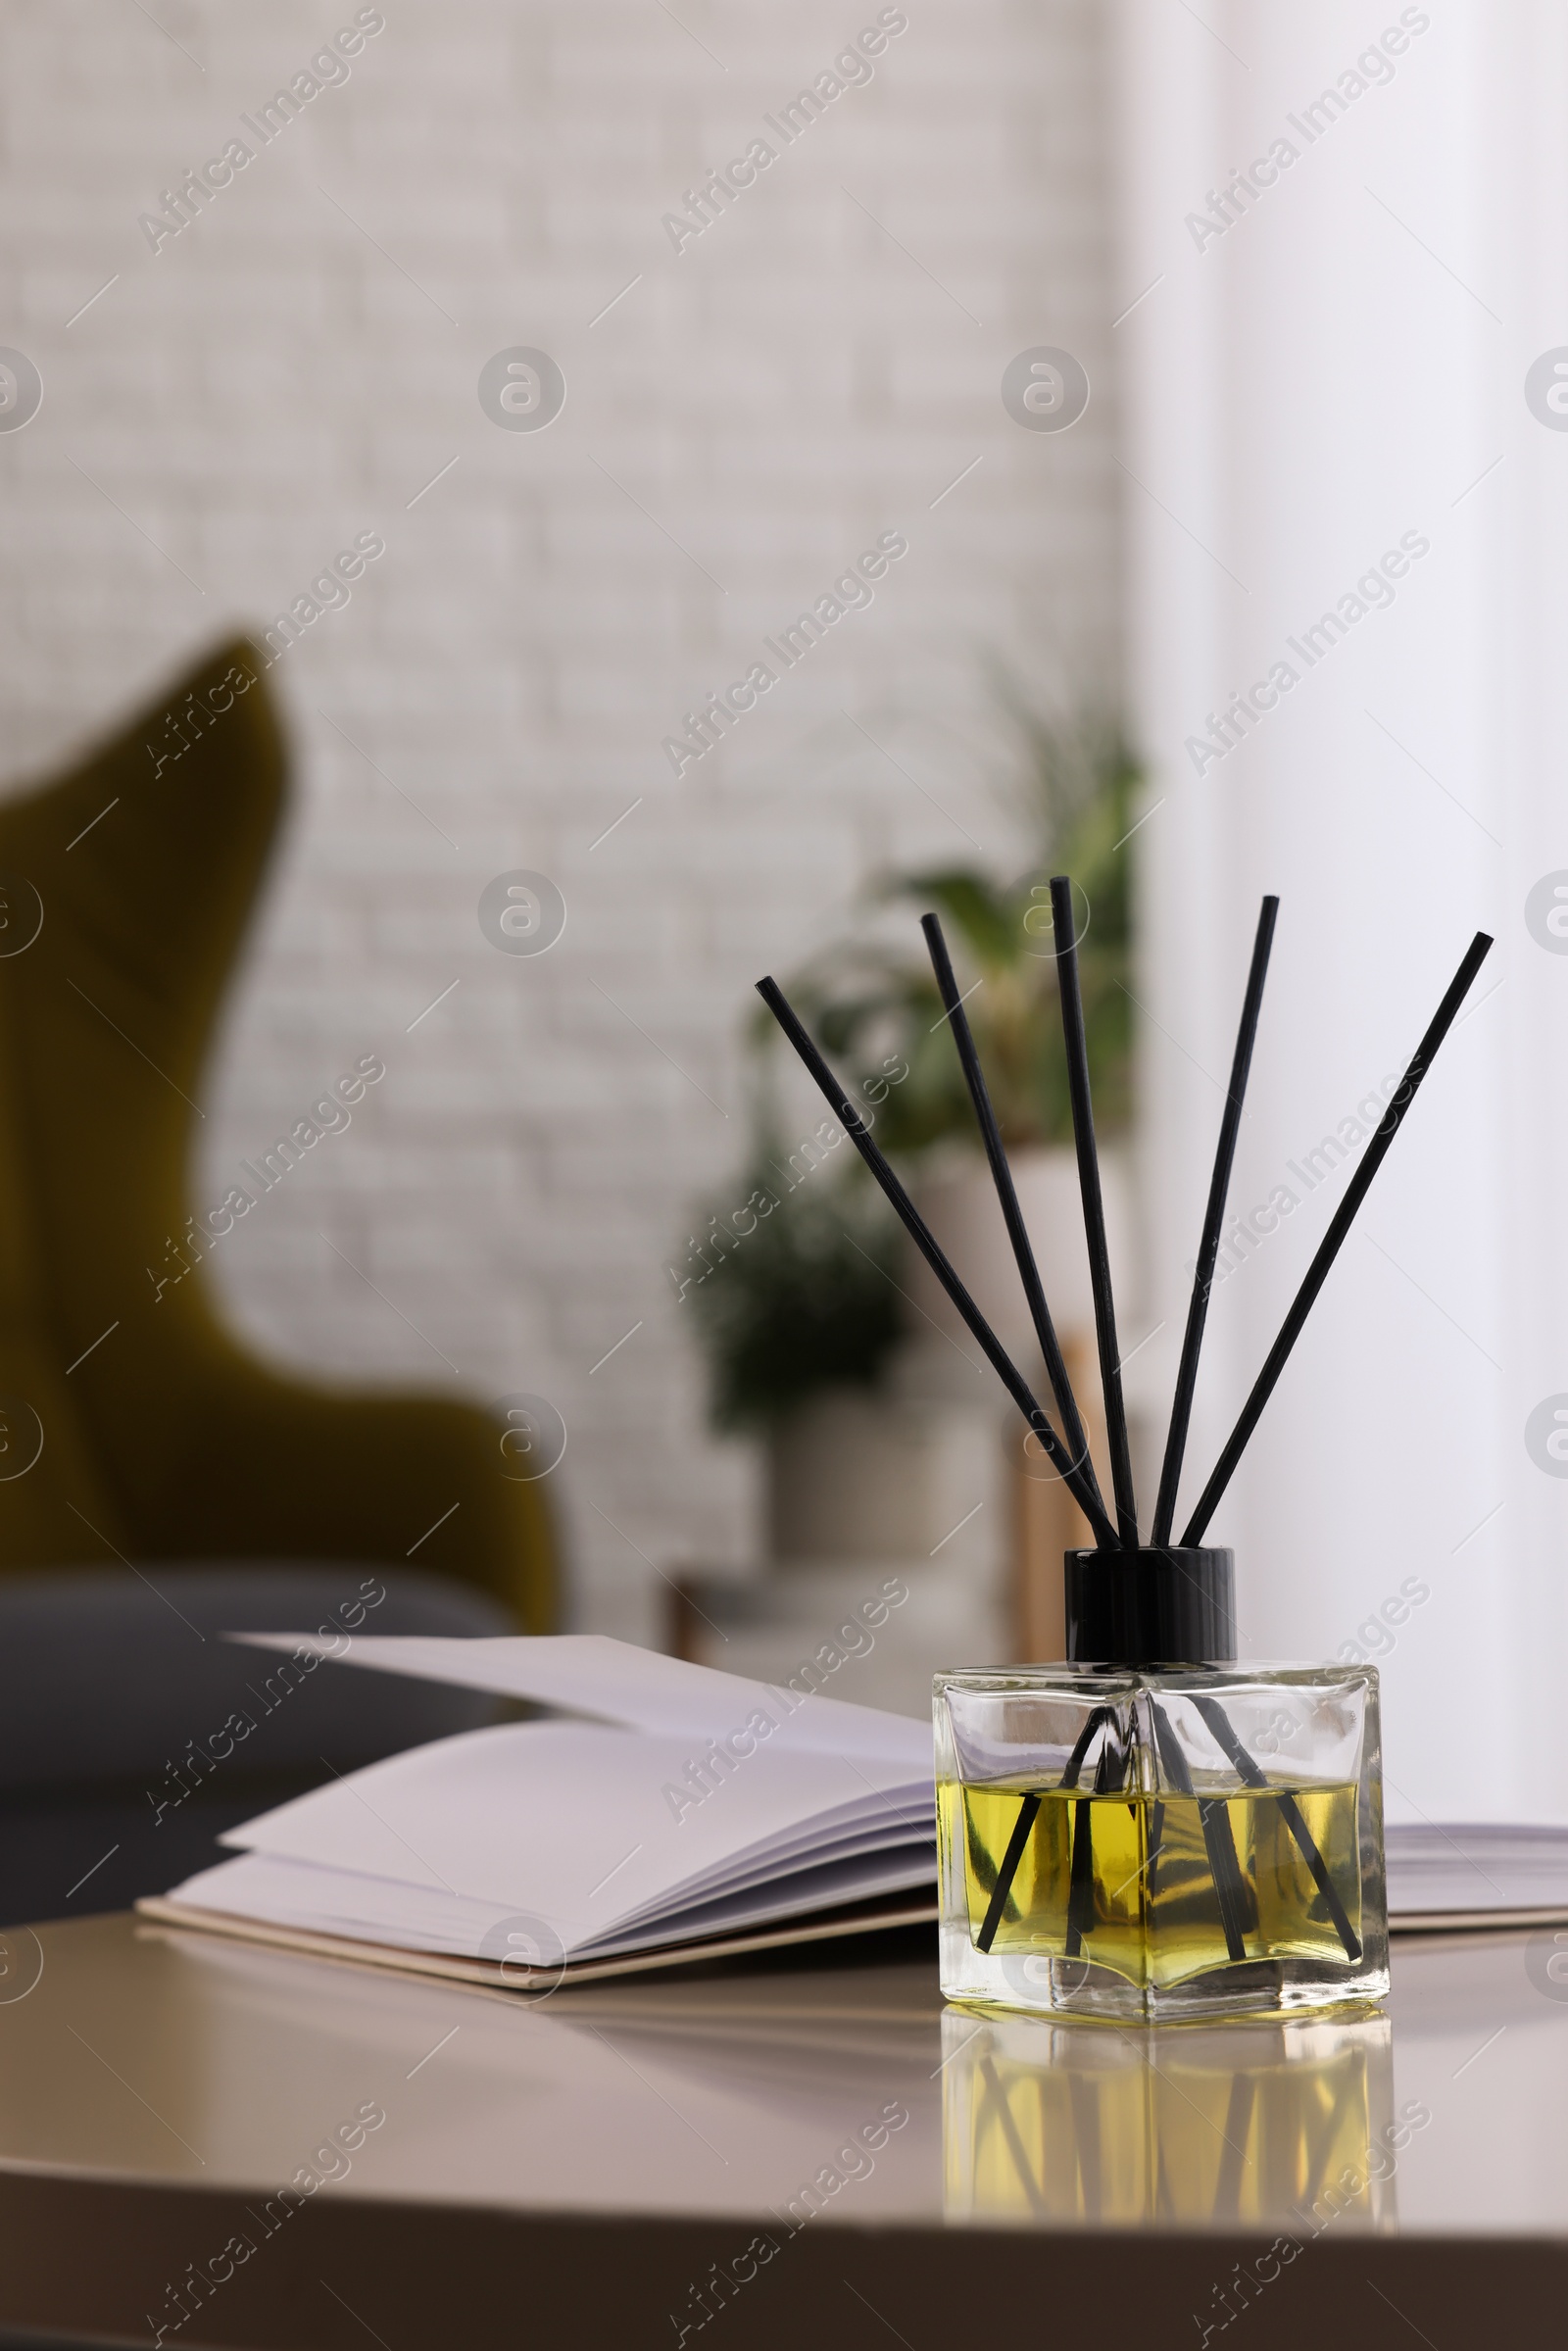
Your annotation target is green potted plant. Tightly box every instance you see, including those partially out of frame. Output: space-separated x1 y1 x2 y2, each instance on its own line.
788 706 1138 1157
776 706 1141 1365
679 1145 902 1434
677 704 1143 1563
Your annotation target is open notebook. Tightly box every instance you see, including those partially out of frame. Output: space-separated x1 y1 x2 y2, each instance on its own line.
138 1636 1568 1985
1383 1820 1568 1933
138 1636 939 1987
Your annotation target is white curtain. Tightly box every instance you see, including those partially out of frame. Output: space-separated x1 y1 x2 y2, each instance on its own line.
1117 0 1568 1818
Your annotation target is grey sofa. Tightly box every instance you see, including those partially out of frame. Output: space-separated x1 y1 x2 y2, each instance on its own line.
0 1564 507 1927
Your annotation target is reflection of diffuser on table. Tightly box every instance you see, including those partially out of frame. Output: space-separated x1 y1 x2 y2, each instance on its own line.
940 2007 1395 2231
759 884 1491 2020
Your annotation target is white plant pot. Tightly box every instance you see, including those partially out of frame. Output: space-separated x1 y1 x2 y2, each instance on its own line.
765 1385 1003 1575
905 1145 1137 1365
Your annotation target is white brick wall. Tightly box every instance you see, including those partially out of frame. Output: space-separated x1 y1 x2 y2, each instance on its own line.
0 0 1119 1634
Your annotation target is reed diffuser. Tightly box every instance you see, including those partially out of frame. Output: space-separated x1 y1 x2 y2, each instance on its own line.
759 885 1492 2022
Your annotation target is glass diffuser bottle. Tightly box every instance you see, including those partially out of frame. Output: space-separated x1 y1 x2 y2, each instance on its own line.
760 879 1490 2030
935 1549 1389 2021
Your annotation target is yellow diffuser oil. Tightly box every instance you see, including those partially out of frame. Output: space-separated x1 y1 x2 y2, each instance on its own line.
946 1780 1363 1986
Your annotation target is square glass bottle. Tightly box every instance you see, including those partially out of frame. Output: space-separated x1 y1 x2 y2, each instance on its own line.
936 1548 1389 2023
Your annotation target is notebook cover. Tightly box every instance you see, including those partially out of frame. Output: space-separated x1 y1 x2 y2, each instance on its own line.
133 1886 940 1991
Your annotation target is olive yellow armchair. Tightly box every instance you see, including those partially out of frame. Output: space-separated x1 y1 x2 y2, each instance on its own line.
0 637 554 1628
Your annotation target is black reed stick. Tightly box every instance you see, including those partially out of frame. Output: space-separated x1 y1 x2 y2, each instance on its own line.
1192 1694 1361 1962
1181 929 1493 1543
975 1704 1108 1954
920 910 1107 1522
757 976 1118 1547
1063 1795 1097 1957
1151 1701 1250 1962
1064 1732 1123 1958
975 1794 1041 1955
1152 897 1279 1545
1049 876 1139 1547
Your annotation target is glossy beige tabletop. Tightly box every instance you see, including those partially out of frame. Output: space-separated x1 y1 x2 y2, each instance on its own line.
0 1913 1563 2348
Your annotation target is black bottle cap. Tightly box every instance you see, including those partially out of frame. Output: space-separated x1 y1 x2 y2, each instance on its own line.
1063 1546 1237 1668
